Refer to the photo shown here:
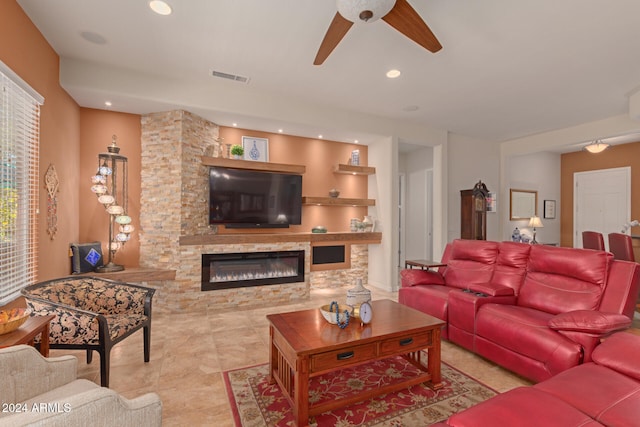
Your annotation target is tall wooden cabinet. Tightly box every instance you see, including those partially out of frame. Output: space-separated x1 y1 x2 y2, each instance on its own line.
460 181 489 240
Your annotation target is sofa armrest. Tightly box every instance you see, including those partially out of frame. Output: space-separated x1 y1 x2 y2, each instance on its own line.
464 283 515 297
548 310 631 335
400 269 445 287
1 388 162 426
0 345 77 405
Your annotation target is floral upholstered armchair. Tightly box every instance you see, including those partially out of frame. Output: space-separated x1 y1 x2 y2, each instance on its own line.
21 276 155 387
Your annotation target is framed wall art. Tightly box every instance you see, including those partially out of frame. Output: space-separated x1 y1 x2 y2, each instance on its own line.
544 199 556 219
242 136 269 162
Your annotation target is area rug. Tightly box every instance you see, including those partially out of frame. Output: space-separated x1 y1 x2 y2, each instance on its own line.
223 355 497 427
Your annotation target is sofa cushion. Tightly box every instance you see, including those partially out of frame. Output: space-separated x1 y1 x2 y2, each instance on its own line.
518 245 611 315
489 242 531 294
476 304 581 370
444 387 605 427
534 362 640 427
592 332 640 382
443 240 499 290
548 310 631 334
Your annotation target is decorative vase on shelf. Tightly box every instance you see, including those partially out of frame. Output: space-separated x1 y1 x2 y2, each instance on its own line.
511 227 521 242
230 144 244 159
362 215 374 232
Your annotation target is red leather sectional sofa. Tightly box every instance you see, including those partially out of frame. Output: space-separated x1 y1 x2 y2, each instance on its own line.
431 331 640 427
399 239 640 382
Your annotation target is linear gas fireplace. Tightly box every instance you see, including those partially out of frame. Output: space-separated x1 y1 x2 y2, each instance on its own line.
201 250 305 291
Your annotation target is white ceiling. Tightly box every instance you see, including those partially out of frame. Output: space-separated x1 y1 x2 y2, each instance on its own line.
16 0 640 147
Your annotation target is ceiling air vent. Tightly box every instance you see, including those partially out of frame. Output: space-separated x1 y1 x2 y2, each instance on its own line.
211 70 250 84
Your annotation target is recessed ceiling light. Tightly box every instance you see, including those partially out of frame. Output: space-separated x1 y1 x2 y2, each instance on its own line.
278 129 283 133
104 101 112 107
232 123 237 127
80 31 107 45
354 140 359 144
318 135 323 139
149 1 172 15
386 69 401 78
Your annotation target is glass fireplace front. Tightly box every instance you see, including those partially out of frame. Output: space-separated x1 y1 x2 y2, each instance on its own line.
201 250 305 291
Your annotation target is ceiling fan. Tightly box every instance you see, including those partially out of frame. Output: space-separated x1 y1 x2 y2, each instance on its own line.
314 0 442 65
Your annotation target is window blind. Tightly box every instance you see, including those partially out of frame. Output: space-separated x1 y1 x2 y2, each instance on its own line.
0 60 43 304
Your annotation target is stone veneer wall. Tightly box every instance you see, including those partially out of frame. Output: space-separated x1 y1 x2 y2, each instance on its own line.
140 110 369 311
310 244 369 288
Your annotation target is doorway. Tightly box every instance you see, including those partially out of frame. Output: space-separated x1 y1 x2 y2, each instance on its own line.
573 167 631 249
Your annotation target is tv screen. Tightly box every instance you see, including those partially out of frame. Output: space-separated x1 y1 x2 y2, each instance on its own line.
209 166 302 228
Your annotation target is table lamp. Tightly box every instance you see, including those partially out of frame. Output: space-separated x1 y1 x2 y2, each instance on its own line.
528 215 544 244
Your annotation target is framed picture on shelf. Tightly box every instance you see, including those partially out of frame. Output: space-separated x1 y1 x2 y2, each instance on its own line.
544 199 556 219
242 136 269 162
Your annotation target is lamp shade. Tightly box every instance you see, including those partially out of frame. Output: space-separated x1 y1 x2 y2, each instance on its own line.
337 0 396 23
583 140 610 154
528 215 544 229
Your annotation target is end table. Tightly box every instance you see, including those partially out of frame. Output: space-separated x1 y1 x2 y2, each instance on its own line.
0 314 55 356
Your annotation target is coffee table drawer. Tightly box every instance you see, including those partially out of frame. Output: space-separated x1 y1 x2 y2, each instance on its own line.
311 343 377 372
380 331 433 356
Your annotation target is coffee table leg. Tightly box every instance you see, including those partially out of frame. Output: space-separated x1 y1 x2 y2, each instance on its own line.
268 326 276 384
294 356 310 427
427 328 443 389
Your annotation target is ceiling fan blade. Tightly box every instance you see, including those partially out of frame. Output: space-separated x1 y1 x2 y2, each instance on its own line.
314 12 354 65
382 0 442 53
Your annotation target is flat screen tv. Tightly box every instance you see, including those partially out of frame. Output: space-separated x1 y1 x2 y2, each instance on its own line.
208 166 302 228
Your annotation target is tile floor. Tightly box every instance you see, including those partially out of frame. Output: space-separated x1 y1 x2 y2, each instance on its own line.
56 285 535 426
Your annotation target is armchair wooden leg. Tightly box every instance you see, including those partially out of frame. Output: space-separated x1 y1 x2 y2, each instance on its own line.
87 349 93 364
100 348 110 388
144 324 151 362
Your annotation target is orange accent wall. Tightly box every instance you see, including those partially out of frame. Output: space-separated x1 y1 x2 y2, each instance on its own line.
79 108 141 267
0 1 81 281
561 141 640 247
218 127 369 233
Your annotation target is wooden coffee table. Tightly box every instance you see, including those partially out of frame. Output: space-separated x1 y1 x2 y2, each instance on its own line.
267 299 444 427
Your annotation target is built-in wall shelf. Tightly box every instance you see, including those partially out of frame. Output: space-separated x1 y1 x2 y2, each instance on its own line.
302 196 375 206
79 267 176 282
334 164 376 175
201 156 306 174
179 232 382 246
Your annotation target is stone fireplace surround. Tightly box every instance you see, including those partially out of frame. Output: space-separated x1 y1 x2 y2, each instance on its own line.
139 110 374 311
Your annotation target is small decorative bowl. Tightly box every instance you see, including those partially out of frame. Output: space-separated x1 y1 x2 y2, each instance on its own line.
320 303 354 324
0 307 32 335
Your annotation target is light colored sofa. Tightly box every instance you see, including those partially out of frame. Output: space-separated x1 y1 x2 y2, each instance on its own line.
0 345 161 426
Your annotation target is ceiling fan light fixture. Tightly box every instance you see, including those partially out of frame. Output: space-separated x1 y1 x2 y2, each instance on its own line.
386 69 401 78
337 0 396 23
149 1 172 16
583 140 610 154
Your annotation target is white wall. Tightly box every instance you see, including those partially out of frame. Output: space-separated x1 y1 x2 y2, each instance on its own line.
504 152 561 244
447 133 501 242
401 147 434 262
367 136 397 292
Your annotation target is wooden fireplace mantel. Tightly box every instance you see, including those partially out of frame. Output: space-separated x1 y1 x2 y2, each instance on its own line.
178 232 382 246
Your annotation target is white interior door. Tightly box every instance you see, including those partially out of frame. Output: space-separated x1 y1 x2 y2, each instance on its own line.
574 167 631 249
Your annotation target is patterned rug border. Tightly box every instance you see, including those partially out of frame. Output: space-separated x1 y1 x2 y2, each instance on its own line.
223 359 498 427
